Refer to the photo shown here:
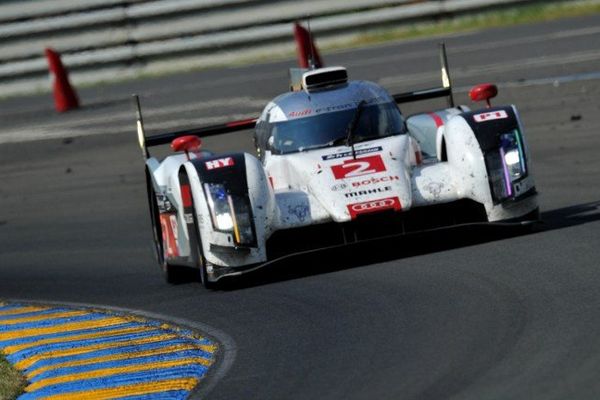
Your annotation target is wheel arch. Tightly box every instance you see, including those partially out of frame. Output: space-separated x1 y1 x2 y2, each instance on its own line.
443 105 538 221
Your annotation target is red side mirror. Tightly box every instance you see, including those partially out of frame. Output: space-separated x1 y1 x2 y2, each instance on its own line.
171 135 202 160
469 83 498 108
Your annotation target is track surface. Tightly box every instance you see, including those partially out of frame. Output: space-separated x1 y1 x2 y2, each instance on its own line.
2 15 600 400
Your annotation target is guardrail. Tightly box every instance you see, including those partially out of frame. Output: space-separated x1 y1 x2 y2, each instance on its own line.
0 0 537 96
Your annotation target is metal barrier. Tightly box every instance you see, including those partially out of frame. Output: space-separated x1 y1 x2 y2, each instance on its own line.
0 0 535 96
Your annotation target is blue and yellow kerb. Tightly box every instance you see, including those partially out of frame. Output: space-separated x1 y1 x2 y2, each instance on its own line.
0 302 217 399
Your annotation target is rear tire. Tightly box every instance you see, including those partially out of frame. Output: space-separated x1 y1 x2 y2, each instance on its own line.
147 169 187 284
163 259 188 284
146 170 163 264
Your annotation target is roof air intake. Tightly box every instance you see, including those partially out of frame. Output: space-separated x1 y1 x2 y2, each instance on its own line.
302 67 348 92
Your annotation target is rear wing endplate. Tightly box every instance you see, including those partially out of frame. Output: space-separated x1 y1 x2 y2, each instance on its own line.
133 95 256 159
392 43 454 107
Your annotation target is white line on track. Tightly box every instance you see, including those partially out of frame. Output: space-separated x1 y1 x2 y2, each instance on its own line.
379 49 600 88
343 25 600 69
0 113 259 144
0 97 267 144
2 46 600 144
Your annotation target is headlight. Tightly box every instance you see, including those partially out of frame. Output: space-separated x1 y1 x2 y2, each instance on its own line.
203 183 255 246
204 183 232 231
215 212 234 230
504 149 520 167
486 129 528 202
501 130 526 177
504 148 522 181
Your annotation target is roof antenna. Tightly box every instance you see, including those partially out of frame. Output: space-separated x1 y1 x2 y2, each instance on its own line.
306 17 317 70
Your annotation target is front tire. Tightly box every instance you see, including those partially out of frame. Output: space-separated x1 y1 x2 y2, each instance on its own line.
179 168 215 289
190 202 214 289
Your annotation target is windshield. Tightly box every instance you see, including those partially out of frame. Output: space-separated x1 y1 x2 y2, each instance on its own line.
267 102 405 155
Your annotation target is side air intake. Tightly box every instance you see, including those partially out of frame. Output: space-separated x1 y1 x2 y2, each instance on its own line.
302 67 348 92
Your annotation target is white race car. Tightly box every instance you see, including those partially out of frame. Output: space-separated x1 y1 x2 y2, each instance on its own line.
135 45 538 287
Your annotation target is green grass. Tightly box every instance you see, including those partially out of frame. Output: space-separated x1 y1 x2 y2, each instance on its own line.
0 353 25 400
343 0 600 48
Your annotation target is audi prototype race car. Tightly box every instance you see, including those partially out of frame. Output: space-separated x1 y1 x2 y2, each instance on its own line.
135 44 538 287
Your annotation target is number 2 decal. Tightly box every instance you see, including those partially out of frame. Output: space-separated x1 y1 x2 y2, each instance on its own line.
342 160 376 177
331 155 386 179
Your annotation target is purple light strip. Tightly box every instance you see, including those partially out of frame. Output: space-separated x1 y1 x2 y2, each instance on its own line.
499 147 513 197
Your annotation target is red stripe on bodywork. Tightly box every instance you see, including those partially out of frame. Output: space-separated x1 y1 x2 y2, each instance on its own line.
226 118 257 128
180 184 192 208
428 112 444 128
160 213 179 258
415 150 422 165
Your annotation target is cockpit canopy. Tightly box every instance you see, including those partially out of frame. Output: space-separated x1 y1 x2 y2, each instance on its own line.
261 102 404 155
255 80 406 156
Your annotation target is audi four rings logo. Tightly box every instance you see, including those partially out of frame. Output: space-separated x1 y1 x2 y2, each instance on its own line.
330 183 348 191
350 198 395 211
347 196 401 219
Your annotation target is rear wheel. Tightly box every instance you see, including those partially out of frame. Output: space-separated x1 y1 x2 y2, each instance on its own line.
146 170 163 264
147 169 187 284
162 257 188 284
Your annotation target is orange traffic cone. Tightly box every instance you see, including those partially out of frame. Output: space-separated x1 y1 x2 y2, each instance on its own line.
45 48 79 112
293 22 323 69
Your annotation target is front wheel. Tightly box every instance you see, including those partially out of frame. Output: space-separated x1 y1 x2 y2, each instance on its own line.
190 203 215 289
179 169 215 289
513 206 541 234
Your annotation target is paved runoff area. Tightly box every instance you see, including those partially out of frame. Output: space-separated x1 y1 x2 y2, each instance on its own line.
0 302 216 399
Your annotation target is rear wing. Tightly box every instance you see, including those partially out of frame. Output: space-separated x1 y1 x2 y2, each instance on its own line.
133 94 256 159
392 43 454 106
134 43 454 159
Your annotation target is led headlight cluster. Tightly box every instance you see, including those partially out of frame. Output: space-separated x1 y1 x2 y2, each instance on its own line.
203 183 255 246
486 129 528 202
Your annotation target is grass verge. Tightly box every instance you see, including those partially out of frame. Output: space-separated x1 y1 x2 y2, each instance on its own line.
116 0 600 81
0 353 26 400
344 0 600 48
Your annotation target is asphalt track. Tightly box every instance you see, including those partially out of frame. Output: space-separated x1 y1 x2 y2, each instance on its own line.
2 14 600 400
